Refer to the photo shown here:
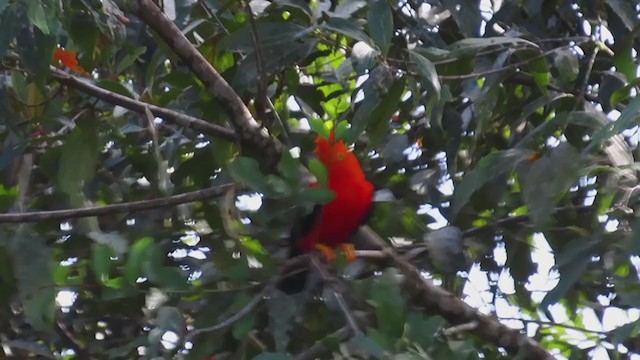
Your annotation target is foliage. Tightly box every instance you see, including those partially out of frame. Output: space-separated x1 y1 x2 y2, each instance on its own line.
1 0 640 359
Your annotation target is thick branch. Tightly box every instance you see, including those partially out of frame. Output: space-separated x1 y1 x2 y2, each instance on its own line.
357 225 555 360
130 0 282 169
49 67 236 141
0 185 232 223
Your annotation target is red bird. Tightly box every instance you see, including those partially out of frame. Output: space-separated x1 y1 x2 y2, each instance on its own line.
280 132 374 292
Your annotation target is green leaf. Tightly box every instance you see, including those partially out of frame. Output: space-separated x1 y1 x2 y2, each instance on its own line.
611 319 640 345
96 79 135 98
599 72 627 110
541 236 600 315
368 0 393 55
27 1 49 34
369 269 405 341
155 306 185 335
0 0 9 14
527 57 550 94
409 50 441 107
143 243 189 290
322 17 372 44
116 46 146 73
452 149 532 215
610 77 640 106
447 37 538 58
308 158 328 186
92 243 115 284
0 6 18 58
219 22 312 52
228 157 270 193
406 313 445 349
278 150 301 184
309 117 331 139
9 227 55 332
334 120 350 141
58 126 99 197
301 186 336 204
346 65 393 142
351 335 386 358
231 293 257 339
266 175 292 197
233 38 318 90
267 294 299 352
553 49 579 84
519 143 583 228
627 217 640 256
351 40 379 74
369 78 405 144
124 237 154 285
441 0 481 37
587 95 640 151
16 19 56 83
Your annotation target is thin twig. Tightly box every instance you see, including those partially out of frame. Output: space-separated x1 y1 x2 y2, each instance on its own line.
309 256 362 336
55 321 94 360
266 97 291 146
244 0 267 111
131 0 282 169
438 40 591 81
185 281 273 340
0 184 233 223
499 317 609 336
49 67 236 142
443 321 479 336
575 45 599 107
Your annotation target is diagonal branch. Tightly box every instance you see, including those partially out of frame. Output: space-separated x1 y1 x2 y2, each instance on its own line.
127 0 283 169
356 225 555 360
50 67 236 142
0 184 233 223
309 256 362 336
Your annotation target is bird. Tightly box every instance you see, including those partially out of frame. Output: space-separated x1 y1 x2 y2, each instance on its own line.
279 131 374 293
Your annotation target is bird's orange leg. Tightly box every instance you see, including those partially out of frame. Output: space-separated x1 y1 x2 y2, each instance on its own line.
313 243 357 263
337 243 357 263
313 243 336 262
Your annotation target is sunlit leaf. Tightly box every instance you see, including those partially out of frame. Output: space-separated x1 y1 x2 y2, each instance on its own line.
124 237 154 285
588 95 640 151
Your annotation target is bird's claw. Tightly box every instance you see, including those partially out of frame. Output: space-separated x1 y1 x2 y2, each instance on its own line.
314 244 336 262
313 243 357 263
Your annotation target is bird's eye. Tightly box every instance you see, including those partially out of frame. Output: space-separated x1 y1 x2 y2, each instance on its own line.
335 152 346 161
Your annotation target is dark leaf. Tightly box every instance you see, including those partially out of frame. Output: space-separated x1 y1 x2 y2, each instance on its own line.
452 149 532 215
322 16 372 44
367 0 393 55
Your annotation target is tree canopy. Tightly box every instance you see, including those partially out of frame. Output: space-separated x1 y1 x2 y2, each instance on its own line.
1 0 640 359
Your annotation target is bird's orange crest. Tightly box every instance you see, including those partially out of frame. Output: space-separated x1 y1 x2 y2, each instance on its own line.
313 130 367 182
53 48 89 76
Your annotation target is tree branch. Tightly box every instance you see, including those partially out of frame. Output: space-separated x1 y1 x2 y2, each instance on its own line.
185 281 273 340
0 185 233 223
309 256 362 336
128 0 283 169
49 66 236 142
356 225 555 360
